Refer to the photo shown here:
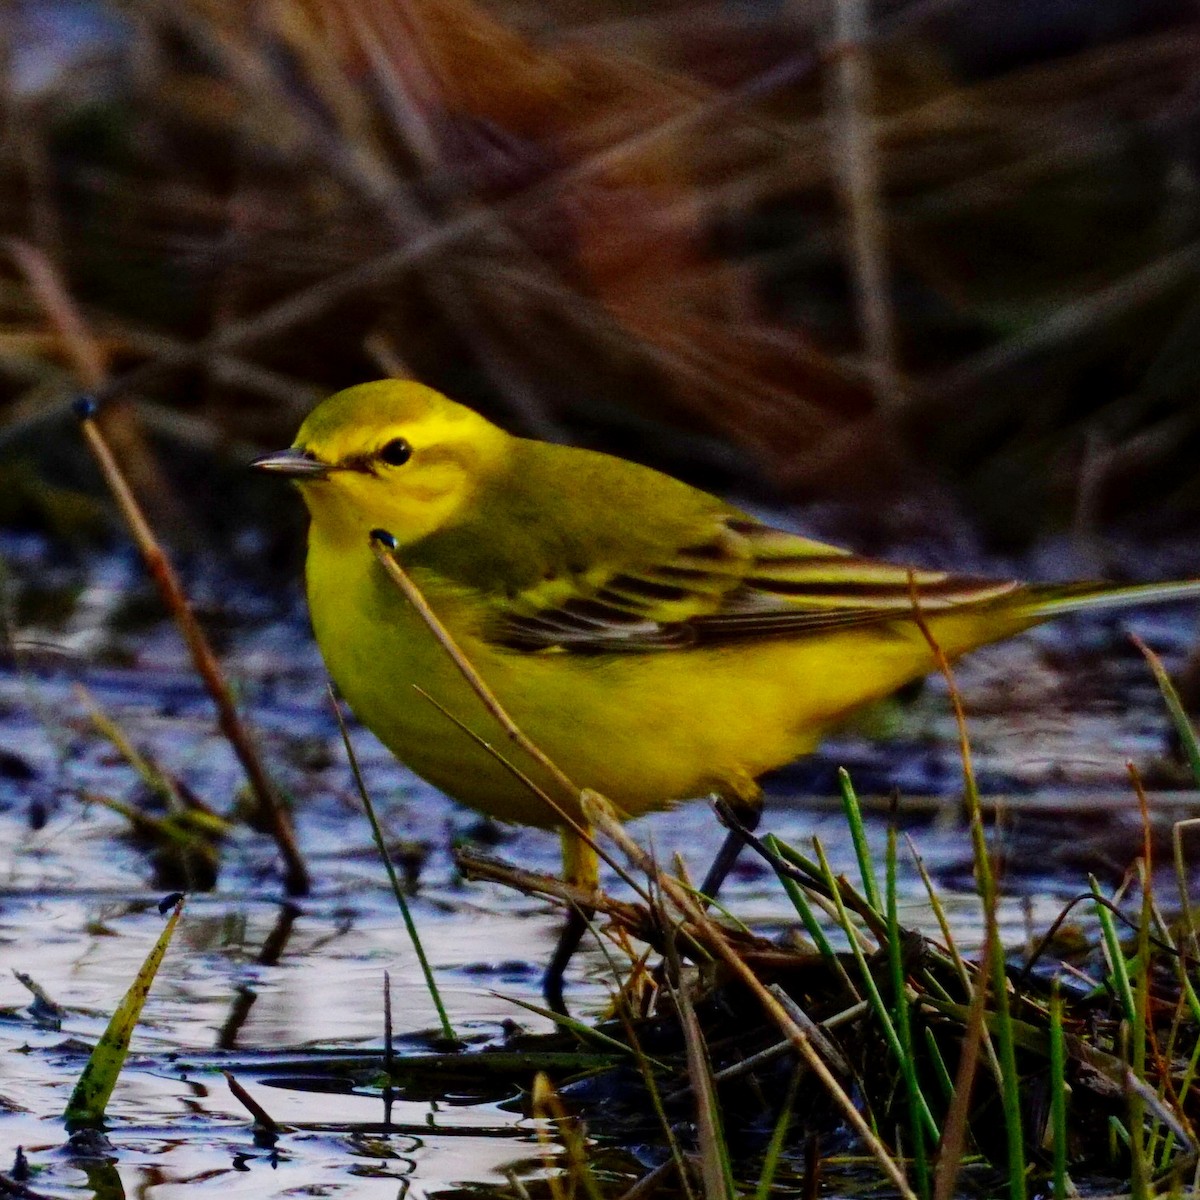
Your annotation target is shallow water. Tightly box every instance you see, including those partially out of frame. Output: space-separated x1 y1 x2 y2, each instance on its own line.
0 536 1197 1197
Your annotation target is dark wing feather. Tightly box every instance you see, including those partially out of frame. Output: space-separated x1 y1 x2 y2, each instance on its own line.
486 513 1024 654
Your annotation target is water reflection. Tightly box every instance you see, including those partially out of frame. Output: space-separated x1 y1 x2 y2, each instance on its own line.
0 545 1194 1196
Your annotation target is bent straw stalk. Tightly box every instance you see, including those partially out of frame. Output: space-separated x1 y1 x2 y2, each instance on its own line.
75 396 309 897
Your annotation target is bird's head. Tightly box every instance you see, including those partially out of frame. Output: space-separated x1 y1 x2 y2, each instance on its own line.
253 380 510 547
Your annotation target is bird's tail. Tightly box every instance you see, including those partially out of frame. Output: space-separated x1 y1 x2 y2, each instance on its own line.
1023 578 1200 621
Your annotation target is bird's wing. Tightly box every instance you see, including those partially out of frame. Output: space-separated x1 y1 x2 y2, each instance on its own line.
487 513 1024 653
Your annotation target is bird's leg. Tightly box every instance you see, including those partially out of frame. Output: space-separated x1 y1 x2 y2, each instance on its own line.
543 825 598 1016
698 773 763 905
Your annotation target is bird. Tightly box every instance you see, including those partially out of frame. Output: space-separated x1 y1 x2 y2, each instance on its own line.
254 379 1200 1012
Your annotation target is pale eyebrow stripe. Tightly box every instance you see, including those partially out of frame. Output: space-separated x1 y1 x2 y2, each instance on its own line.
411 441 479 470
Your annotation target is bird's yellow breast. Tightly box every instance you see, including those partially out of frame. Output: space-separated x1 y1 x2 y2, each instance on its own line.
306 525 1007 829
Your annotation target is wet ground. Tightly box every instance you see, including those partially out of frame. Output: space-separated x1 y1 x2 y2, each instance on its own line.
0 532 1198 1198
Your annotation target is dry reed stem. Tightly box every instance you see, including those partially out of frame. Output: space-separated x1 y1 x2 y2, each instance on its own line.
581 790 919 1200
370 534 644 898
531 1073 603 1200
7 240 107 388
904 572 1009 1195
8 239 184 530
455 850 637 921
12 228 307 894
613 1158 679 1200
767 984 852 1077
76 403 310 897
932 921 994 1200
369 537 576 799
411 688 651 906
829 0 900 409
668 940 734 1200
697 998 869 1097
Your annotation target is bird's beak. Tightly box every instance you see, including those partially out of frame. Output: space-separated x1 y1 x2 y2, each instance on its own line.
251 449 331 479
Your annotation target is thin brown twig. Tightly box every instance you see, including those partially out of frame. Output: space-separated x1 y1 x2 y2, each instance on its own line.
412 688 650 903
223 1071 283 1134
383 970 394 1080
369 536 576 798
906 574 1031 1192
415 691 648 902
75 401 309 897
613 1157 681 1200
13 233 305 893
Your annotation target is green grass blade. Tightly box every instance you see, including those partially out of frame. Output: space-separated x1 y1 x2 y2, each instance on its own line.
1110 1115 1131 1151
332 690 456 1043
923 1026 955 1106
1089 875 1136 1024
756 1067 802 1200
1130 861 1152 1200
839 768 881 912
1134 636 1200 785
887 823 932 1198
65 899 184 1127
1049 983 1068 1200
915 610 1025 1200
813 838 939 1146
765 834 837 960
988 915 1027 1200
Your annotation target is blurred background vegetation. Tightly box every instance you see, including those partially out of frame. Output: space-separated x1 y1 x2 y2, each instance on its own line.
3 0 1200 570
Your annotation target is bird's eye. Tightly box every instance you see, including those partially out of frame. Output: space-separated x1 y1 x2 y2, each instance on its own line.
378 438 412 466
